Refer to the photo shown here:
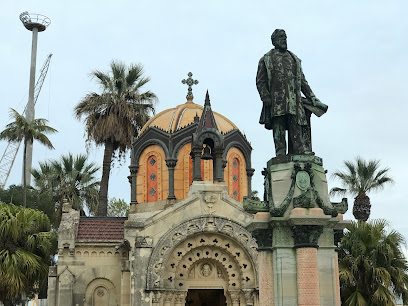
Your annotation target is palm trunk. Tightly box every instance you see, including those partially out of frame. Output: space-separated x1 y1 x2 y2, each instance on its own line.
353 193 371 222
23 139 27 208
98 141 114 216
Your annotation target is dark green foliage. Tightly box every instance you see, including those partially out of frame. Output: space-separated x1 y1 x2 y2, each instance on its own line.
0 185 56 228
0 108 57 208
107 197 129 217
74 61 156 216
31 153 100 227
339 220 408 306
330 157 394 221
0 203 57 304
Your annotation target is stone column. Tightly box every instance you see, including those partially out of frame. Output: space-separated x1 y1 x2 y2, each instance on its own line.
47 267 57 306
191 148 202 181
133 237 153 306
129 165 139 206
166 158 177 200
174 291 187 306
292 225 323 306
213 149 224 182
230 290 241 306
334 230 344 306
163 291 174 306
252 228 274 306
246 168 255 197
152 291 162 306
222 159 227 178
121 260 131 306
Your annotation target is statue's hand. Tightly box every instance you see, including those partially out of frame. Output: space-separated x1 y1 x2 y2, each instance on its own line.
310 96 321 107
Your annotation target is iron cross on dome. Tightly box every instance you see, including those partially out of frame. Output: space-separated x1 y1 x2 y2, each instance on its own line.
182 72 199 100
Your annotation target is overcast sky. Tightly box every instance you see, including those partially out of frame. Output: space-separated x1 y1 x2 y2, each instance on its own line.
2 1 408 239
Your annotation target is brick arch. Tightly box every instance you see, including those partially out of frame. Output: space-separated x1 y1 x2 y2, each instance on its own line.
136 145 168 203
224 147 248 202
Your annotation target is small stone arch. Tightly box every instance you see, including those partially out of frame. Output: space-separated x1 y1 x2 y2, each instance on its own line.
132 138 169 165
195 130 224 150
84 278 118 306
146 216 258 290
172 136 192 159
223 140 251 168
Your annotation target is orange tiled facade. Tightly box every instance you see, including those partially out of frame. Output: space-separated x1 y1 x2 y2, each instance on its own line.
137 142 248 203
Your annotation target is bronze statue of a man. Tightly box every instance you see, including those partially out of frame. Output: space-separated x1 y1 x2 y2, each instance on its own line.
256 29 324 157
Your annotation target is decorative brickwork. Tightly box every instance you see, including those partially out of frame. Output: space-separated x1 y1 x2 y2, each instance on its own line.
147 155 158 202
258 252 274 306
296 248 320 306
136 145 167 203
225 148 248 202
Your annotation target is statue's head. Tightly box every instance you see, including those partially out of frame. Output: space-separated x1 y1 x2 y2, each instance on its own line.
271 29 287 51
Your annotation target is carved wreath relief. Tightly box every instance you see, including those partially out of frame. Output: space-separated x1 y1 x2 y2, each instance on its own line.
296 171 310 191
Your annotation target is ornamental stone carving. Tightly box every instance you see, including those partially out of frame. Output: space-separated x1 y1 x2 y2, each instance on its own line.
200 263 212 277
203 194 218 214
251 228 273 250
292 225 323 248
146 216 258 289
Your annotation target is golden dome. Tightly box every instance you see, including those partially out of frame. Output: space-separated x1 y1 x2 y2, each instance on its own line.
139 101 239 136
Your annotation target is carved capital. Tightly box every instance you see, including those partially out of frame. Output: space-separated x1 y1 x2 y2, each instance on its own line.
292 225 323 248
165 157 177 168
152 291 162 303
242 289 254 304
251 228 272 250
212 148 224 157
129 164 139 175
229 290 241 302
174 292 187 303
163 291 174 302
246 168 255 177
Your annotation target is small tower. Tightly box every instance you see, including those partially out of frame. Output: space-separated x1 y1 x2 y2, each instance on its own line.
19 12 50 186
190 91 225 182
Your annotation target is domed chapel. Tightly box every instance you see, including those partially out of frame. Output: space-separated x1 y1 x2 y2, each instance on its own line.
48 72 346 306
49 73 260 306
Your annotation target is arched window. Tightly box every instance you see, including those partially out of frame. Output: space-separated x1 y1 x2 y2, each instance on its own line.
147 155 158 202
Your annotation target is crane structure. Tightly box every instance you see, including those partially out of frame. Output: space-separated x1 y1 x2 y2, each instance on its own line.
0 53 53 189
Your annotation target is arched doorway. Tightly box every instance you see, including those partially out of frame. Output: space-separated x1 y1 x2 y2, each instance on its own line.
186 289 226 306
147 217 259 305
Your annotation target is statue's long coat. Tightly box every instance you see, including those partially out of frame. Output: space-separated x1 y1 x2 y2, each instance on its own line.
256 49 314 129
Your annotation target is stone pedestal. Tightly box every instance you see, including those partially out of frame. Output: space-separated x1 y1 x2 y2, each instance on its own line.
244 156 349 306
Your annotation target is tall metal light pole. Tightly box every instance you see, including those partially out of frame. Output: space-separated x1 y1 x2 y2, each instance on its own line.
19 12 50 186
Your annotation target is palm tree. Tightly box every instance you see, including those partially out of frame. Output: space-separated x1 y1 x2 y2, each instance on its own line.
0 203 56 305
32 153 100 225
74 61 156 216
338 219 408 305
330 157 394 221
0 108 57 208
